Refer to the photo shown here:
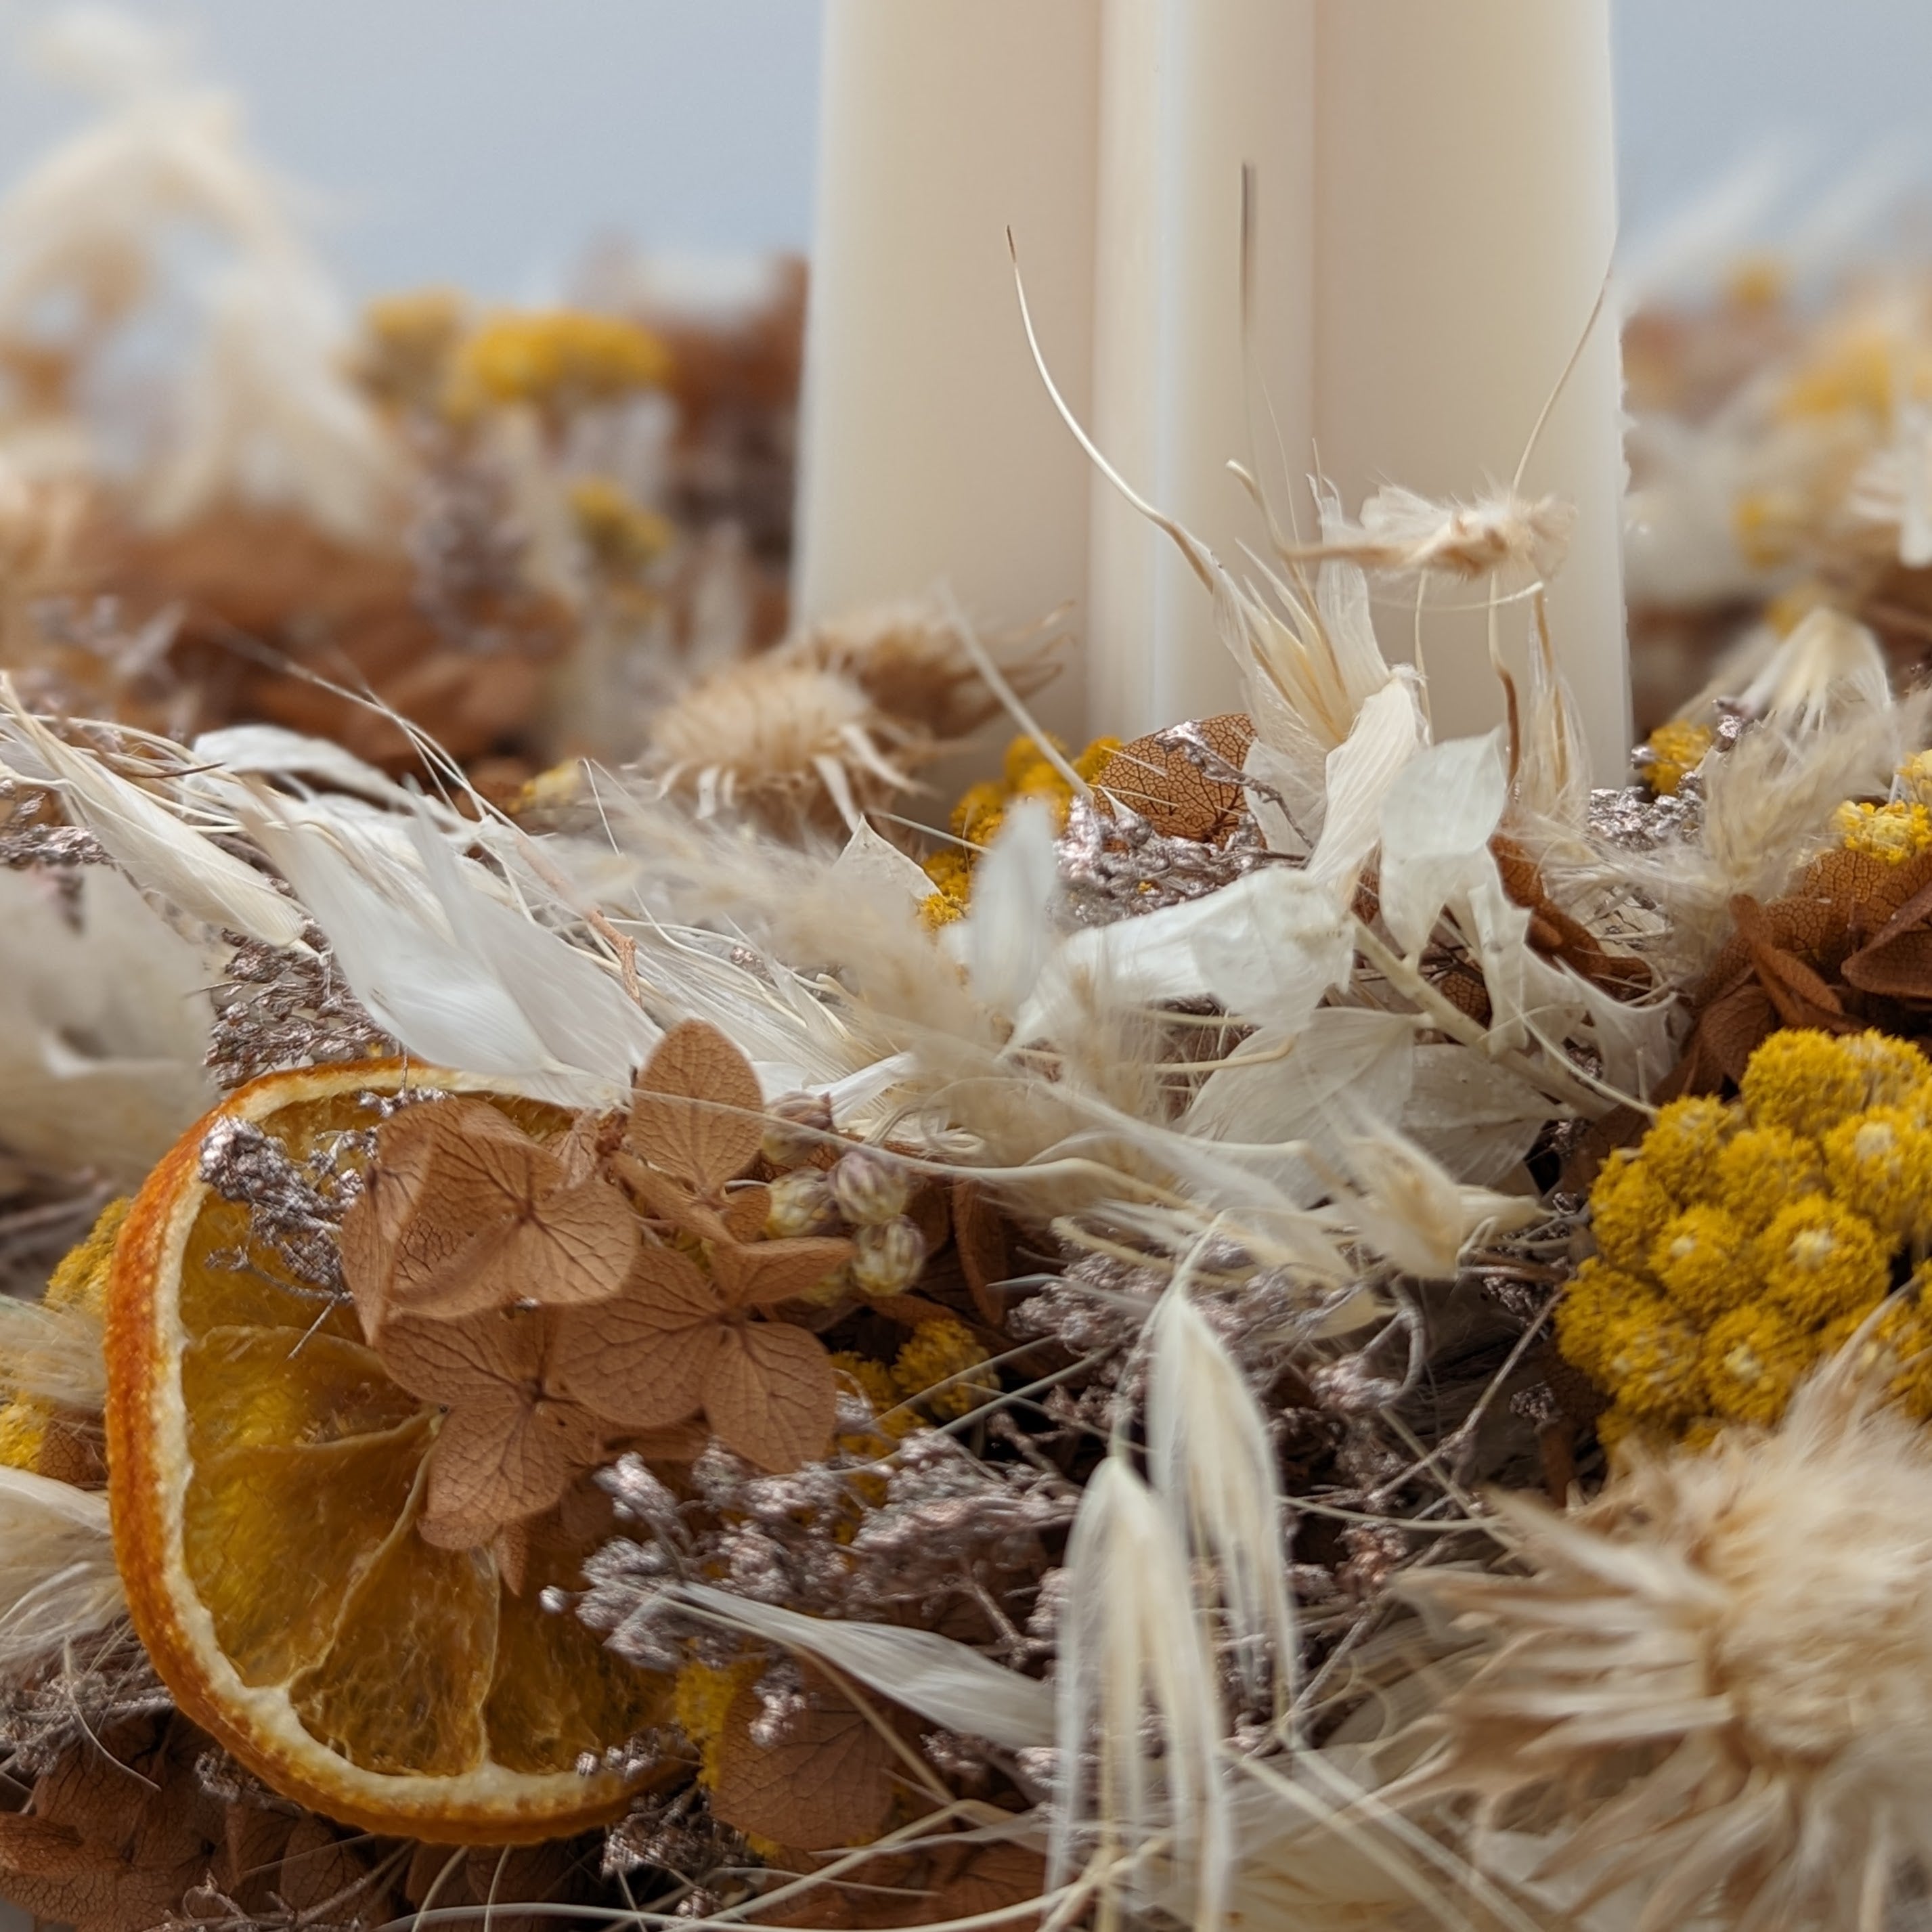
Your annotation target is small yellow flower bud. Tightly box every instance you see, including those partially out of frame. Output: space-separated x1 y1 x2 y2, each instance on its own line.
851 1216 926 1298
830 1148 911 1227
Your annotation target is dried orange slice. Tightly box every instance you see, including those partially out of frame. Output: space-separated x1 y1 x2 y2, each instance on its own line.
106 1063 665 1842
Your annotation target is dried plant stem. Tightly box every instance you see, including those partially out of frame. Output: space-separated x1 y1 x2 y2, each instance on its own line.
1349 916 1604 1118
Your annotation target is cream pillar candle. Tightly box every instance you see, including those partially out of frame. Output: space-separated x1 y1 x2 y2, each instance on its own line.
793 0 1101 742
1314 0 1629 776
1086 0 1317 742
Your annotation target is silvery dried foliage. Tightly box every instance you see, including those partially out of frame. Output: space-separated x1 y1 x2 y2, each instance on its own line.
205 928 395 1091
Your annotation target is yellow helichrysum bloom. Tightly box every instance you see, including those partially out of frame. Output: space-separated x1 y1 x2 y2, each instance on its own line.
1897 750 1932 809
893 1318 994 1421
1637 720 1715 798
1635 1096 1733 1205
1649 1206 1754 1321
1711 1124 1825 1233
568 476 674 575
1837 1032 1932 1112
1598 1308 1705 1425
1830 800 1932 865
1553 1261 1661 1386
1822 1107 1932 1245
1589 1148 1679 1273
1700 1305 1815 1426
1740 1030 1876 1137
1872 1288 1932 1421
452 309 671 419
1754 1195 1890 1327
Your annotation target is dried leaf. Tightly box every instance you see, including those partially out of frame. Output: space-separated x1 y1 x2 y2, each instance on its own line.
951 1181 1014 1326
348 1100 638 1333
705 1323 836 1472
611 1149 732 1240
630 1019 765 1193
420 1389 602 1543
1097 714 1255 843
376 1304 605 1543
713 1234 853 1309
711 1682 894 1852
724 1185 773 1241
550 1245 722 1430
1843 874 1932 1001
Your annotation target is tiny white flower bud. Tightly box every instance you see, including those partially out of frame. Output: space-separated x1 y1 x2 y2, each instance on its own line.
831 1147 910 1227
851 1215 926 1297
766 1168 837 1238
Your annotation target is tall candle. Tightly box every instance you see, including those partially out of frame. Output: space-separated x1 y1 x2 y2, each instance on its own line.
1314 0 1629 776
793 0 1101 742
1086 0 1318 743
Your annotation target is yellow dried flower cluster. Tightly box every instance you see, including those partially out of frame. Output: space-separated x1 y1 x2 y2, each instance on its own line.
0 1195 123 1474
449 307 671 419
567 475 674 575
921 733 1119 927
1830 798 1932 864
1897 750 1932 809
1635 720 1715 797
1557 1029 1932 1445
892 1317 995 1420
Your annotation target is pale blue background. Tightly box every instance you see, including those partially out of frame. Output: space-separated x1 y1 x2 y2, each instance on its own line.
0 0 1920 297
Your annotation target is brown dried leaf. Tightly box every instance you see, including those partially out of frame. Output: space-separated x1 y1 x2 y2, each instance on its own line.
631 1019 766 1193
705 1322 836 1472
611 1149 732 1240
350 1100 638 1332
713 1235 853 1309
1843 874 1932 1001
419 1388 603 1542
724 1184 773 1241
378 1302 544 1407
952 1180 1013 1326
1096 713 1255 843
711 1684 894 1851
550 1244 722 1428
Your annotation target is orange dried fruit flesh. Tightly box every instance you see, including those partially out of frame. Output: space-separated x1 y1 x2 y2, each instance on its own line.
106 1063 665 1843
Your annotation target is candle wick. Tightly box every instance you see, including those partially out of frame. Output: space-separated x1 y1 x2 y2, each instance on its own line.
1509 261 1615 498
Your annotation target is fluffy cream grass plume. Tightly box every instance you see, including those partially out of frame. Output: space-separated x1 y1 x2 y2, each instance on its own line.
0 1468 122 1673
0 866 215 1182
0 684 308 946
1395 1356 1932 1932
1051 1455 1229 1930
247 798 659 1107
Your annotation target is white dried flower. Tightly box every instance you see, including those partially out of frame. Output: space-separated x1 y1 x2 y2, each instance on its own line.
850 1216 924 1298
829 1146 910 1227
764 1169 837 1239
1398 1355 1932 1931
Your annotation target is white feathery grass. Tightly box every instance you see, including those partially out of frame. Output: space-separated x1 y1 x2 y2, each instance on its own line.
0 682 309 946
146 246 395 540
1147 1274 1298 1717
1325 1122 1541 1281
1049 1453 1229 1931
1395 1351 1932 1932
958 799 1059 1019
246 796 657 1104
1737 604 1892 727
0 1467 123 1671
0 864 215 1181
672 1583 1055 1751
0 1296 106 1414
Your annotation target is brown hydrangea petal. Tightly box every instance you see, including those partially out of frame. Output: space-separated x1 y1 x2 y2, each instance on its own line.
711 1233 852 1309
703 1321 835 1472
377 1302 542 1408
548 1244 722 1430
418 1389 604 1545
1095 713 1255 843
629 1019 765 1193
709 1679 893 1851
